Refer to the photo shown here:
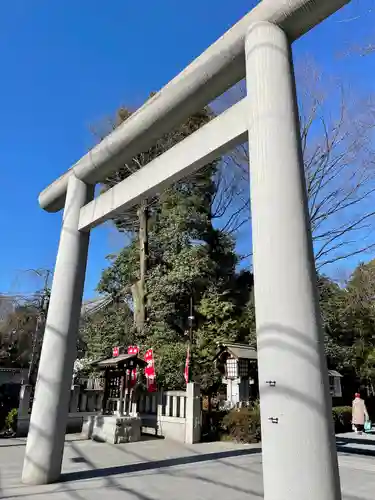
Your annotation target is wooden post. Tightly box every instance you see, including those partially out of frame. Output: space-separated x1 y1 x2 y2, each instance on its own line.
126 369 131 415
18 384 32 418
69 385 80 413
102 368 109 414
118 371 125 416
129 368 136 415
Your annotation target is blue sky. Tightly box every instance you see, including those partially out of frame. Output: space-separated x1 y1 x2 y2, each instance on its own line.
0 0 374 298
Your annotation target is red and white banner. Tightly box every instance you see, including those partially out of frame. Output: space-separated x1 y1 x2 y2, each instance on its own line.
127 345 139 386
128 346 139 355
113 346 119 357
184 345 190 384
144 348 157 392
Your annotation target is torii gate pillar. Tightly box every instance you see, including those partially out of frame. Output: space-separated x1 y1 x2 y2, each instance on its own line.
22 175 93 485
246 22 341 500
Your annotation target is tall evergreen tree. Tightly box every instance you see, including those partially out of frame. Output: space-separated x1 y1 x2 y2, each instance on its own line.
81 301 134 360
96 103 253 391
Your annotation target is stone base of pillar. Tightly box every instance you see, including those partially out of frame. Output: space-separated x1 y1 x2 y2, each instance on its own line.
87 415 142 444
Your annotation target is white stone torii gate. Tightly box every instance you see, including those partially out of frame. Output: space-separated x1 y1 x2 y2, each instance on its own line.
22 1 350 498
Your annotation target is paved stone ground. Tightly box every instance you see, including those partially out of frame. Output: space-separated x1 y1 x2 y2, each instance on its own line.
1 434 375 499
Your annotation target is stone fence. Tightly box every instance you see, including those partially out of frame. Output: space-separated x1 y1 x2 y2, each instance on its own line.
138 384 201 444
17 384 104 437
17 382 201 444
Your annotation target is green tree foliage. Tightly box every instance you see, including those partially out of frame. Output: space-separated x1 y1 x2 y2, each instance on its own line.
0 305 37 368
93 103 253 391
234 268 375 397
81 301 134 360
344 261 375 392
87 92 375 397
154 342 187 390
317 276 351 369
317 264 375 395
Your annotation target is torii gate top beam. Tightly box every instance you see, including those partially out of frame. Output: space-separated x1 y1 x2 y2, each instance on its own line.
39 0 349 213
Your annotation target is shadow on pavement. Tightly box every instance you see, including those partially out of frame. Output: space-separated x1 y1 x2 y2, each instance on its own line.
62 446 261 482
337 436 375 458
0 442 25 448
337 436 375 446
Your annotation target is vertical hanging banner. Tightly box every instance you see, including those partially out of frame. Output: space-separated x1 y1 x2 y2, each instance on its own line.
144 348 157 392
113 346 119 357
127 345 139 386
184 345 190 384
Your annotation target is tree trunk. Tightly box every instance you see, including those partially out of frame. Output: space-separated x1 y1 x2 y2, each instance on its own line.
132 200 149 334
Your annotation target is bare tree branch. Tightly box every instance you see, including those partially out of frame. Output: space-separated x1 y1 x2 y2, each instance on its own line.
213 63 375 270
337 1 375 57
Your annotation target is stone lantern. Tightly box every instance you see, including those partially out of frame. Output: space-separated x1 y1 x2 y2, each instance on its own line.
215 343 258 407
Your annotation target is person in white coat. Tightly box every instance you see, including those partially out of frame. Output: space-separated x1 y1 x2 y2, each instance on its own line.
352 393 369 434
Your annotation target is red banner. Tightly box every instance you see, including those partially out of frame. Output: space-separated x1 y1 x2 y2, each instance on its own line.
127 345 139 386
144 348 157 392
184 345 190 384
113 346 119 357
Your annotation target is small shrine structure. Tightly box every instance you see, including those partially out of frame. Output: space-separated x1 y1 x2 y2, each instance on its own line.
82 350 147 443
214 343 258 407
214 343 343 407
93 352 147 415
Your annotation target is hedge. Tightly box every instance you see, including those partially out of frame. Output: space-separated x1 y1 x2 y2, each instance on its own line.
220 403 352 443
222 402 261 443
332 406 352 433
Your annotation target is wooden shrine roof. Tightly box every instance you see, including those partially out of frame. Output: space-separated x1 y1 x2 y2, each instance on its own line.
92 353 147 369
214 343 257 361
